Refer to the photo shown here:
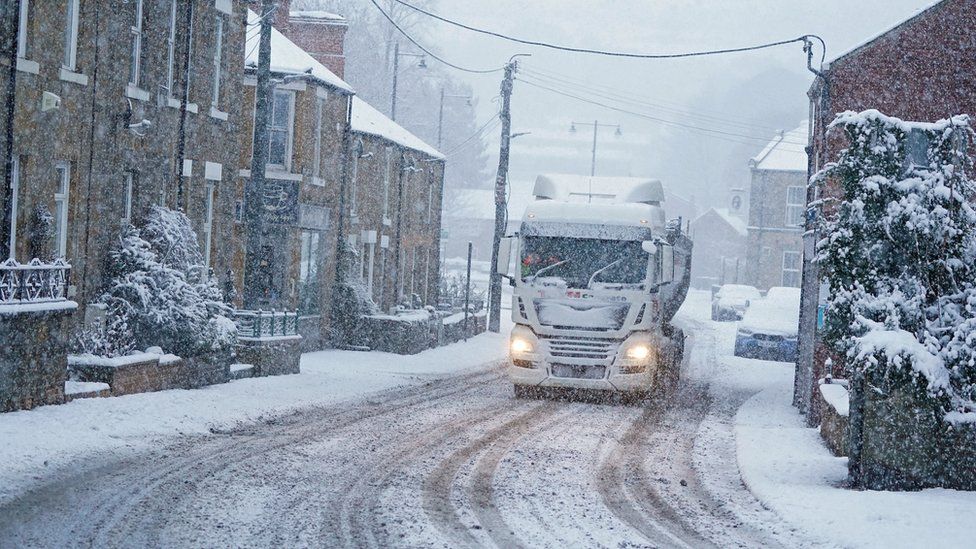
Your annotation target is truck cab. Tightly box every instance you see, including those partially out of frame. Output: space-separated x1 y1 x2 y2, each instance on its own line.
496 174 692 398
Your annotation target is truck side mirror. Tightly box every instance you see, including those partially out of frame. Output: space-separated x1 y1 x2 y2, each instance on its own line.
496 236 514 277
659 243 675 284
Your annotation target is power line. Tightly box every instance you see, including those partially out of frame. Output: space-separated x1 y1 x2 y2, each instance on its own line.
520 68 788 136
368 0 505 75
443 114 501 157
389 0 823 62
518 77 808 150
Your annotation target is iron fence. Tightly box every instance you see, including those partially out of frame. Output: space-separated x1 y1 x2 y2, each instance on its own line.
0 258 71 304
233 309 299 339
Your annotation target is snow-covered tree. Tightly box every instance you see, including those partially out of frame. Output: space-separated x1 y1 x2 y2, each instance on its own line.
80 208 237 358
816 110 976 423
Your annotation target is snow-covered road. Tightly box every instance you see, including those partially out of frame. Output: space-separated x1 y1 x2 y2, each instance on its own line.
0 292 813 548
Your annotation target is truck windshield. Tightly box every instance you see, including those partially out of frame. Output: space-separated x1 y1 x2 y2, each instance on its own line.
520 236 649 289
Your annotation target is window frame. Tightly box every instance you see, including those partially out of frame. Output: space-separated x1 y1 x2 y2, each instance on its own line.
211 14 224 108
165 0 177 100
128 0 144 87
267 89 295 170
382 147 393 220
16 0 29 60
203 183 215 268
122 171 134 223
54 163 71 259
8 156 19 259
782 250 802 287
62 0 80 71
785 185 805 228
312 96 324 179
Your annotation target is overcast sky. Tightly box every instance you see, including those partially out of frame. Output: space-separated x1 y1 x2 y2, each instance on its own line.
404 0 937 208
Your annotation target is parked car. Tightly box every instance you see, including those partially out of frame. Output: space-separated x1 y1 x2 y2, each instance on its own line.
711 284 761 321
734 287 801 361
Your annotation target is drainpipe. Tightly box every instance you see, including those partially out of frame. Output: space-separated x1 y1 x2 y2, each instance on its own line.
1 0 22 260
173 0 194 210
392 151 406 310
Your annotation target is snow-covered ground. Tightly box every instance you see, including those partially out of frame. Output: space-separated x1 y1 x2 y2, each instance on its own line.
0 320 511 505
690 289 976 549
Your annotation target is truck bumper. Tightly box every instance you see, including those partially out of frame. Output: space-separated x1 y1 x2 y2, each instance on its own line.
508 364 654 393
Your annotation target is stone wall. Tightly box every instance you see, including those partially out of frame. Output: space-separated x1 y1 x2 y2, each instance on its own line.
236 336 303 377
0 305 75 412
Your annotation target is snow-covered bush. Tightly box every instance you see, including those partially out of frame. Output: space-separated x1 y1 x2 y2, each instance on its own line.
815 110 976 423
329 239 378 347
81 207 236 357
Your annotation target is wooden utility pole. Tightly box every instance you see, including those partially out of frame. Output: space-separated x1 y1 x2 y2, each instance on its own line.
243 0 275 307
488 59 518 333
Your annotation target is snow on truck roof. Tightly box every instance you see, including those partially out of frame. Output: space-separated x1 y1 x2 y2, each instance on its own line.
244 9 354 94
533 174 666 204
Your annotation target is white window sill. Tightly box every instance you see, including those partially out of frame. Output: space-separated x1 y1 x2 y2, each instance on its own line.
166 97 181 109
16 58 39 74
350 213 359 224
383 217 392 227
59 68 88 86
125 84 150 101
309 176 325 187
215 0 233 15
186 102 199 114
239 168 303 182
209 106 229 121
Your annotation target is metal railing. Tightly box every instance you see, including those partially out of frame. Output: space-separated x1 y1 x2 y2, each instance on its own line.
233 309 299 339
0 258 71 304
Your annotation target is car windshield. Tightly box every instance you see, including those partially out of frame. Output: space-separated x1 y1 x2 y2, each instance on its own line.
520 236 649 289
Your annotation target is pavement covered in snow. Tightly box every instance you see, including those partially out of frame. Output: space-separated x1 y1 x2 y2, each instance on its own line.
1 291 974 547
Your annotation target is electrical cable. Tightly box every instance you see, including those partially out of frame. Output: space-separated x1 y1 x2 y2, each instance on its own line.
368 0 506 75
518 77 808 150
443 114 502 157
389 0 823 62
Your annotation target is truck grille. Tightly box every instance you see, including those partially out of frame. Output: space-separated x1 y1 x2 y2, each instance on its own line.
544 335 616 361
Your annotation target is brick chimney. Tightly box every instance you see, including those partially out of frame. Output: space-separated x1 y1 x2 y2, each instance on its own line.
272 0 349 79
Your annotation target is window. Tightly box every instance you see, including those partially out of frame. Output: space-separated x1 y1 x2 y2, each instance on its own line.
165 0 177 99
7 156 19 259
185 3 195 93
299 231 321 313
312 97 323 179
268 90 294 168
129 0 143 87
122 172 134 223
201 184 215 267
785 186 805 227
16 0 29 60
211 15 224 107
782 250 801 287
54 163 70 258
382 147 393 220
63 0 80 71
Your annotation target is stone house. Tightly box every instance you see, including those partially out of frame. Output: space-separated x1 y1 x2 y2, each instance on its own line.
689 204 747 289
796 0 976 421
744 121 808 291
347 97 445 312
237 9 355 346
0 0 246 410
0 0 245 313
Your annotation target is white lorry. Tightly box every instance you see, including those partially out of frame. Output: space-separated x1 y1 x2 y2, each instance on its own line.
496 174 693 399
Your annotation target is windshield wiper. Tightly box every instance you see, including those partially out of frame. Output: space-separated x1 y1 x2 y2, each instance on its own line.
527 259 571 281
586 259 623 289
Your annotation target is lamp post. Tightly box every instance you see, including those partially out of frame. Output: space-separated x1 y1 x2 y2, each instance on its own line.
570 120 622 177
390 41 426 122
438 88 473 149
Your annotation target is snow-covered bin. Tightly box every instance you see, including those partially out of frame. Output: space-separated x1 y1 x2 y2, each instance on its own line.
818 380 850 457
0 259 77 412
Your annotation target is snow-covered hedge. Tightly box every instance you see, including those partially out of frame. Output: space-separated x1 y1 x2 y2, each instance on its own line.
815 110 976 424
76 207 236 358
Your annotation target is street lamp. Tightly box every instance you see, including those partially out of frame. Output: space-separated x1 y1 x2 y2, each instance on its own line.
438 88 474 149
390 41 427 121
570 120 622 177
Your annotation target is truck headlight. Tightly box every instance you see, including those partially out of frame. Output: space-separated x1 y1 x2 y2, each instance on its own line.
625 343 651 360
511 337 533 354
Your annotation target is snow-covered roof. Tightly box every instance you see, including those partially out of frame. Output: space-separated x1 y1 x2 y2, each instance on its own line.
290 10 346 22
751 121 809 172
522 200 666 232
350 96 443 159
244 10 353 94
695 207 747 236
533 174 666 204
